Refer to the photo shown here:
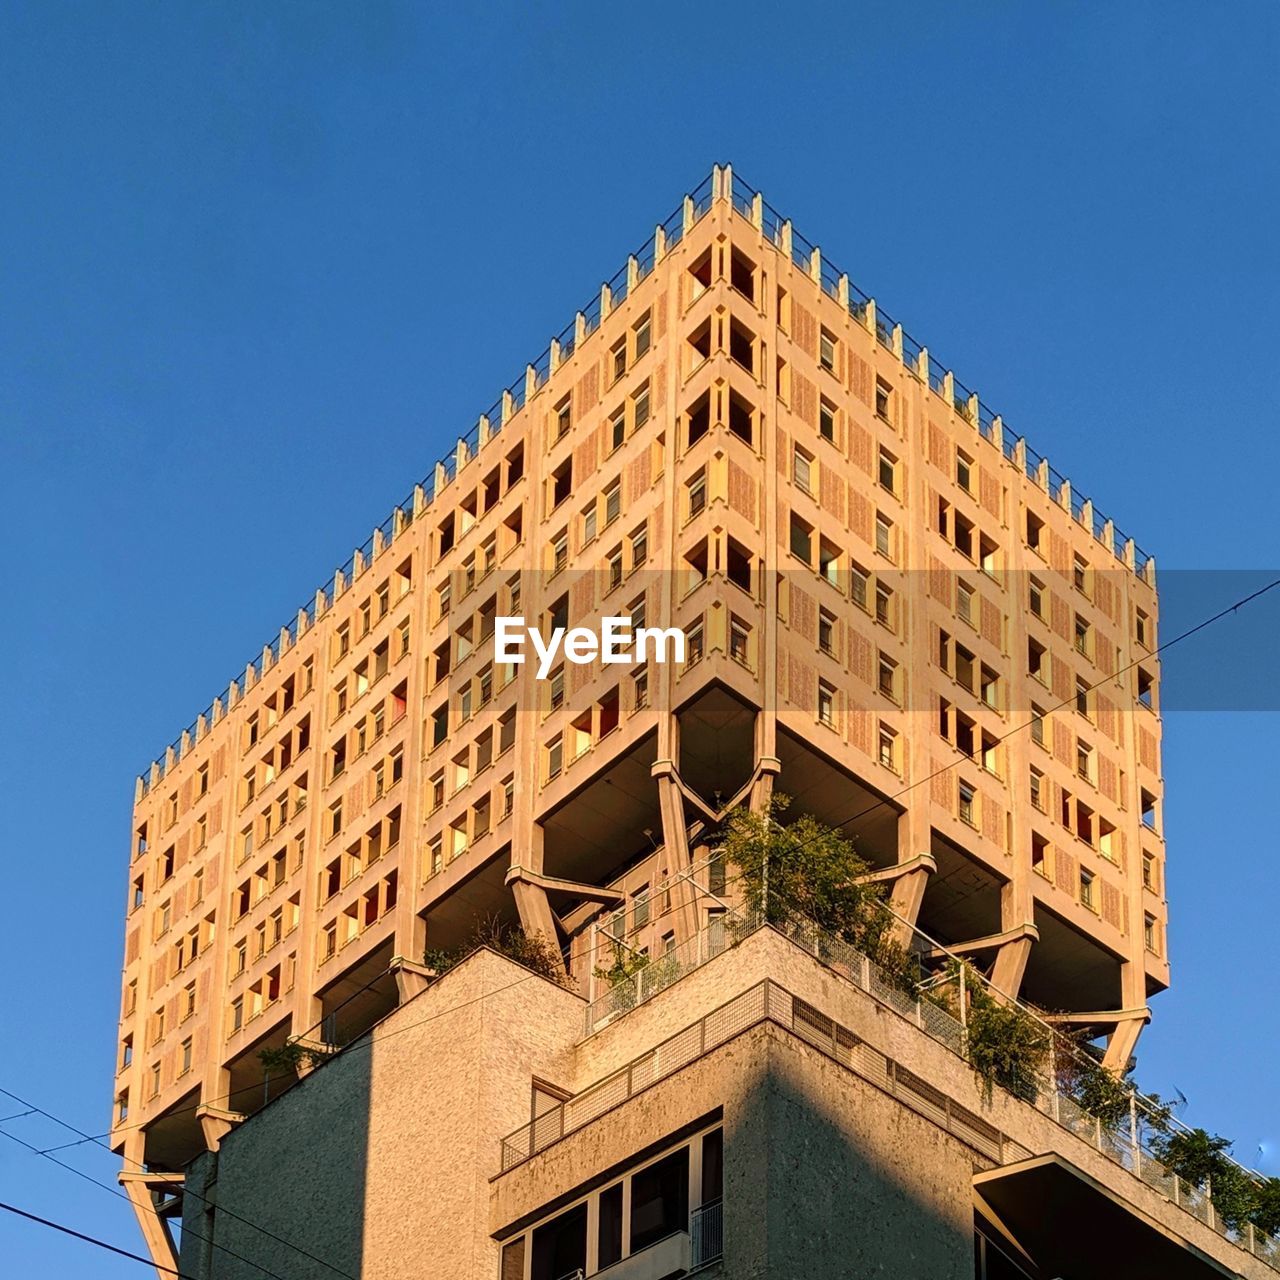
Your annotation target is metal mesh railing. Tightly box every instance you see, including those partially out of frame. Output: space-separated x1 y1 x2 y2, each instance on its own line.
516 905 1280 1267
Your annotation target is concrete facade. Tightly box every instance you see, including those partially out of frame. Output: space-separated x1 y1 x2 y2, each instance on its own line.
114 165 1168 1268
177 930 1267 1280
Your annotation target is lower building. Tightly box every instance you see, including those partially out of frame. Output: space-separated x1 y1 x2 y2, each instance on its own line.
174 918 1275 1280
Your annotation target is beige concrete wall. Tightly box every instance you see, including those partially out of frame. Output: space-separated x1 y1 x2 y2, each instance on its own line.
180 928 1264 1280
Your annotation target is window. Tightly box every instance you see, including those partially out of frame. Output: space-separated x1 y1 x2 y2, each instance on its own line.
610 404 626 451
878 723 898 771
1076 677 1091 718
793 445 812 493
630 523 648 568
877 652 898 702
551 531 568 576
818 608 835 655
1074 614 1091 657
611 336 627 382
1077 739 1093 781
1135 608 1151 648
688 468 707 516
875 377 891 421
632 382 650 430
582 503 597 546
729 616 750 664
1031 832 1049 878
875 580 894 629
632 666 649 710
634 311 651 359
957 580 974 625
1073 554 1089 595
875 512 893 559
686 620 705 664
604 479 622 526
1080 868 1095 911
1029 576 1045 620
878 447 897 494
1028 637 1047 683
1026 510 1044 551
819 397 836 442
956 449 973 494
790 513 813 563
1031 704 1046 746
630 1149 690 1253
819 327 836 372
850 563 869 610
546 735 563 781
1144 913 1159 953
1141 788 1158 831
958 780 976 826
1030 767 1044 810
817 680 835 727
1142 852 1158 892
1137 666 1155 709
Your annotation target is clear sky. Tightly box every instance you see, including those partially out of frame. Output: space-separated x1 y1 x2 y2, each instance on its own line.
1 2 1278 1274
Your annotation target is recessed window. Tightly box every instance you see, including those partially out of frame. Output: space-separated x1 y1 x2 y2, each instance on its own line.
633 311 652 359
611 337 627 382
729 616 750 665
875 377 891 421
818 608 835 655
819 327 836 372
790 513 813 563
1026 510 1044 551
958 780 976 826
793 445 812 494
1137 667 1155 710
957 580 974 626
1073 555 1090 595
877 652 898 702
878 448 897 494
878 723 898 771
1030 767 1044 810
688 468 707 517
819 397 836 442
1142 852 1158 892
817 680 835 727
1074 614 1091 656
956 449 973 494
1029 576 1045 620
1144 913 1160 953
1079 869 1095 911
1031 704 1047 747
555 395 572 440
875 513 893 559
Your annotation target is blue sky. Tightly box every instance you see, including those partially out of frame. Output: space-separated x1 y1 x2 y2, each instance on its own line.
1 2 1278 1273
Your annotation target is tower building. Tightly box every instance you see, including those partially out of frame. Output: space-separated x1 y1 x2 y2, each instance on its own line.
110 167 1246 1280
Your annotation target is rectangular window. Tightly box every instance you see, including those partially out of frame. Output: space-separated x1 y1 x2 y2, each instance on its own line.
817 680 835 726
878 723 897 771
958 780 976 826
819 327 836 372
878 447 897 494
875 377 891 421
819 397 836 442
688 468 707 517
793 446 812 494
1080 869 1095 911
875 513 893 559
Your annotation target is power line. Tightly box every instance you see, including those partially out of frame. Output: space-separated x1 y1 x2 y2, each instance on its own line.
0 1199 198 1278
829 577 1280 834
0 971 554 1279
0 1125 291 1280
0 1081 345 1278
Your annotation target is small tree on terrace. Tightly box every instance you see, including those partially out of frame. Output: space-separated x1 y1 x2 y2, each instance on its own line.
720 794 905 972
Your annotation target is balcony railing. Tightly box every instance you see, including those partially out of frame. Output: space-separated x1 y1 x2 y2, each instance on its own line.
691 1199 724 1268
500 911 1280 1271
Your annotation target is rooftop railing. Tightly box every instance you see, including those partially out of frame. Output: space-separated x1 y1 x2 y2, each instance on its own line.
514 904 1278 1268
139 162 1154 790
